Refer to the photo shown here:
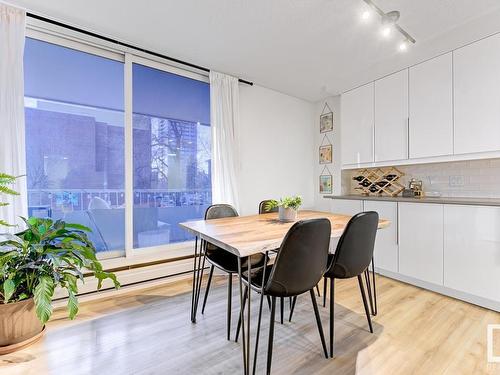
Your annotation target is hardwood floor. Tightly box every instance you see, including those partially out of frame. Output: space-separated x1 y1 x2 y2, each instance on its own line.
1 273 499 375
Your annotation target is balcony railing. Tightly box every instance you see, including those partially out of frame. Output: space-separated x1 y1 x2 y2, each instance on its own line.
27 188 212 253
28 188 212 212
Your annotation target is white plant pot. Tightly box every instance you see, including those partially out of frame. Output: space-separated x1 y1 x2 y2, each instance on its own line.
278 207 298 222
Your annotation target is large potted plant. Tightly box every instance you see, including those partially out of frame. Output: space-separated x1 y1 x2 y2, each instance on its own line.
265 196 303 222
0 173 119 354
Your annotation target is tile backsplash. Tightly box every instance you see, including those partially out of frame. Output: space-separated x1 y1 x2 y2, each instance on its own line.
345 158 500 198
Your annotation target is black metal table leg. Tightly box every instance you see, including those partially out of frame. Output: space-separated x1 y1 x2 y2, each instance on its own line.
364 268 374 316
371 257 377 316
253 252 268 374
190 237 199 322
194 240 206 317
192 239 206 322
246 258 252 375
237 258 248 375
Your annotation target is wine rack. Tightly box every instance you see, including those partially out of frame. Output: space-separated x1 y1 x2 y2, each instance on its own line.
352 167 405 197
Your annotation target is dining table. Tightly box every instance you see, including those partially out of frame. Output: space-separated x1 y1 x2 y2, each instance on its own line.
179 209 390 375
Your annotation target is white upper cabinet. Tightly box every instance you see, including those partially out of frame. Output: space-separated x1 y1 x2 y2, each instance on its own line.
341 83 374 165
374 70 408 162
454 33 500 154
409 53 453 158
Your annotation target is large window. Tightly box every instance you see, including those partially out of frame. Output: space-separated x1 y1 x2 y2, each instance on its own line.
23 35 211 258
132 63 211 248
24 37 125 256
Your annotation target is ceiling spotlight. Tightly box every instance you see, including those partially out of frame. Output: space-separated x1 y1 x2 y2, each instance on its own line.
362 0 416 45
399 41 408 51
381 26 392 37
361 10 371 20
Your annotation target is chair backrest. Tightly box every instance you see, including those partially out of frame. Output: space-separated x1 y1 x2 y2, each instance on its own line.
204 204 239 252
328 211 379 279
265 218 331 297
88 196 110 210
258 200 278 214
205 204 238 220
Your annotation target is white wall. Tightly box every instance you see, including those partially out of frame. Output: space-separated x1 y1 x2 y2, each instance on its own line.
238 84 315 215
313 95 341 211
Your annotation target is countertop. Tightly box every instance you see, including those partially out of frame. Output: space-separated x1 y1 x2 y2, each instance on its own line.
323 195 500 207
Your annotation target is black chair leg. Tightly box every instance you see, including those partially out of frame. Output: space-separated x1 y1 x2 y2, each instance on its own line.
201 265 214 314
280 297 284 324
357 275 374 333
329 277 335 358
316 284 321 297
289 296 297 322
266 295 271 310
310 289 328 358
266 296 276 375
323 277 327 307
371 258 378 316
227 272 232 340
364 268 375 316
235 285 248 342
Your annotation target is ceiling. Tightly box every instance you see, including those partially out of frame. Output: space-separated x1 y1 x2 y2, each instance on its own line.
8 0 500 101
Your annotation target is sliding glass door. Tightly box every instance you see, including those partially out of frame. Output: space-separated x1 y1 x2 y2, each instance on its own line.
23 31 211 263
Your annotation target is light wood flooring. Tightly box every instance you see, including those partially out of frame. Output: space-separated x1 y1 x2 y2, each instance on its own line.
1 273 499 375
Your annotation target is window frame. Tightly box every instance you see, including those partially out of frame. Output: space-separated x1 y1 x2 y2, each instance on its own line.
25 25 211 268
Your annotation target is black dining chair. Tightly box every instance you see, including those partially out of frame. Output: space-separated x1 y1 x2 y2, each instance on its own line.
258 199 321 325
239 218 331 374
323 243 378 317
323 211 379 358
200 204 267 340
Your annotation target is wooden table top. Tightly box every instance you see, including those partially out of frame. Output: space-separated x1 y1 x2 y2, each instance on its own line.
179 210 390 257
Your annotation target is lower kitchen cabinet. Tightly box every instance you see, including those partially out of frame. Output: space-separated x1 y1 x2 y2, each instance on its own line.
330 199 363 216
398 203 444 285
364 200 399 273
444 205 500 302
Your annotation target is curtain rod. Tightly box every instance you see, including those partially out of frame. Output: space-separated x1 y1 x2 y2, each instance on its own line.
26 12 254 86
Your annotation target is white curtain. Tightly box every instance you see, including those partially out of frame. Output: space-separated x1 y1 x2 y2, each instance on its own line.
209 71 240 211
0 4 27 230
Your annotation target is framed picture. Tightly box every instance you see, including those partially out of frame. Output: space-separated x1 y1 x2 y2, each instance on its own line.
319 144 332 164
320 112 333 133
319 175 333 194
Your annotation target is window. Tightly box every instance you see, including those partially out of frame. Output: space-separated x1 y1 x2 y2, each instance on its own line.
23 34 211 259
132 63 211 248
24 37 125 256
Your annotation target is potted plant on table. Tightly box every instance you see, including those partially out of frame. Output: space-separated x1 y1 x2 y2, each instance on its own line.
0 173 120 354
265 196 303 222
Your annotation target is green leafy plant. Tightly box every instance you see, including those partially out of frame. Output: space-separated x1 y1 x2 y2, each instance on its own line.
0 173 19 228
0 217 120 324
264 196 303 211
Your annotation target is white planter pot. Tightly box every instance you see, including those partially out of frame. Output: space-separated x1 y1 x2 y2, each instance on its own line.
278 207 298 222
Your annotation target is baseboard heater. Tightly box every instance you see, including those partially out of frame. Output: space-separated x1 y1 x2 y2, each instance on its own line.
53 255 208 303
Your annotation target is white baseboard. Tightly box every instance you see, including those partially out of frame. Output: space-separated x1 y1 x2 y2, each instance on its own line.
375 268 500 312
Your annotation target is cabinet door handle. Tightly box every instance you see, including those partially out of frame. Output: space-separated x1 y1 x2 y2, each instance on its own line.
396 203 400 245
407 117 410 159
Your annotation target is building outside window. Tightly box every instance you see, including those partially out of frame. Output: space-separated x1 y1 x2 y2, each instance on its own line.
23 36 211 258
